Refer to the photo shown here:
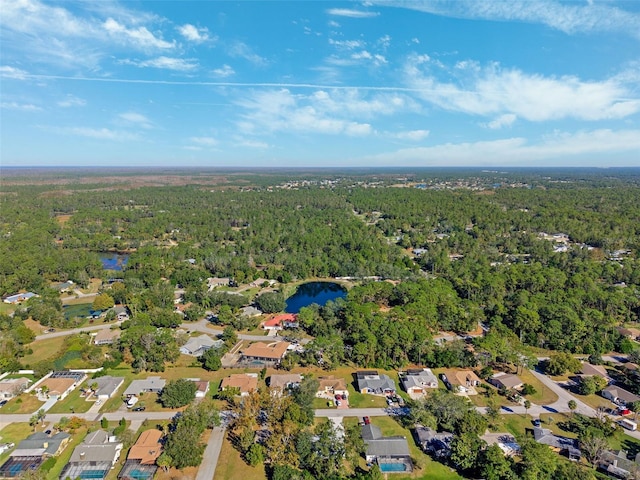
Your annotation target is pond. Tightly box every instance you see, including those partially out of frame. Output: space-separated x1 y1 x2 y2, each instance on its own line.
99 252 129 271
285 282 347 313
63 303 93 320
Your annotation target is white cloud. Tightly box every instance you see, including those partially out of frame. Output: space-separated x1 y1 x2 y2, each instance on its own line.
394 129 430 141
485 113 517 129
118 112 153 128
328 20 341 27
0 66 29 80
364 129 640 165
404 56 640 121
47 126 138 141
212 64 235 78
380 0 640 39
121 56 198 71
233 137 270 149
236 89 375 137
228 42 267 66
329 39 365 49
326 8 380 18
58 95 86 107
177 24 211 43
351 51 387 66
183 145 202 151
190 136 218 146
1 102 42 111
103 18 174 50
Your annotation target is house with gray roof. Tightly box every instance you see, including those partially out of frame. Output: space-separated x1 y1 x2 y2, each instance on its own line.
59 430 123 480
599 450 640 479
0 432 71 478
533 427 581 460
361 424 413 473
355 371 396 396
123 377 166 397
602 385 640 406
489 372 524 391
414 427 452 458
93 376 124 401
401 369 438 399
179 334 222 356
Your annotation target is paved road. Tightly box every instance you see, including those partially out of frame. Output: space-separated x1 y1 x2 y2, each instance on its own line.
195 427 226 480
315 408 388 418
35 322 118 341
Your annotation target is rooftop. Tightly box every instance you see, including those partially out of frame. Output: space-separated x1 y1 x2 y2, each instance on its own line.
127 429 163 464
220 374 258 394
242 341 290 360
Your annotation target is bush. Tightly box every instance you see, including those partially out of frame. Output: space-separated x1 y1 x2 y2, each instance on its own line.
160 379 197 408
521 384 537 395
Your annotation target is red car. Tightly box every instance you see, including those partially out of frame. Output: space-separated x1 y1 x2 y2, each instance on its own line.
619 408 631 416
363 416 371 425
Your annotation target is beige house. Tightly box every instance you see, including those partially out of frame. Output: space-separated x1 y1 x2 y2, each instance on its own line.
220 374 258 396
316 376 349 399
441 369 481 395
0 377 31 399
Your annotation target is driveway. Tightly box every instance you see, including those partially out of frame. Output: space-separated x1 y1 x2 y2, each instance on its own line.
195 427 225 480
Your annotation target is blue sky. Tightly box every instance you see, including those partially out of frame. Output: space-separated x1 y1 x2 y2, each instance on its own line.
1 0 639 167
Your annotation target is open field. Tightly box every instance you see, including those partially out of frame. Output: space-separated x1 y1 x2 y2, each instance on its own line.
1 394 44 414
213 434 267 480
0 423 32 464
23 336 67 365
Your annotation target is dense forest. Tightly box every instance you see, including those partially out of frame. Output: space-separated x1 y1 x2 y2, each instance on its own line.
1 169 639 367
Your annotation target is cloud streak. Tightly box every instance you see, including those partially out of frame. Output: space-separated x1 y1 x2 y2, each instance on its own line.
326 8 380 18
380 0 640 39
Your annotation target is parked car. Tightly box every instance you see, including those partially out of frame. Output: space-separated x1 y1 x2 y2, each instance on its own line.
363 416 371 425
533 419 541 427
132 406 146 412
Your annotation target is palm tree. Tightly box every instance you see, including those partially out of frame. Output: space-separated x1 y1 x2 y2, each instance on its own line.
524 399 531 417
568 399 577 417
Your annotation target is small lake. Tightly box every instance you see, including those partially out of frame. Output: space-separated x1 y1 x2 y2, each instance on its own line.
285 282 347 313
100 253 129 271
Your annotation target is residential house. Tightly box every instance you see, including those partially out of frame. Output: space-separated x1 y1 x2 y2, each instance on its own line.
118 429 163 480
220 374 258 396
240 305 262 317
316 376 349 399
533 426 581 461
251 278 277 287
262 314 299 331
241 341 290 366
3 292 37 304
579 363 611 384
0 432 70 478
113 306 129 321
400 369 438 399
602 385 640 406
51 281 74 293
94 329 121 346
207 277 230 290
36 371 86 401
59 430 123 480
123 377 166 397
92 376 124 401
355 371 396 396
361 424 413 473
441 369 481 394
179 334 222 356
268 374 303 392
194 381 209 398
599 450 640 479
414 427 453 458
617 327 640 341
0 377 31 399
489 372 524 391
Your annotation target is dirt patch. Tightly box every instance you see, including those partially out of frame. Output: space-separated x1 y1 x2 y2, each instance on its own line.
55 214 72 225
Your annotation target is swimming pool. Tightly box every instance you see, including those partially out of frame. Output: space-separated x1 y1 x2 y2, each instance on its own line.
379 463 407 472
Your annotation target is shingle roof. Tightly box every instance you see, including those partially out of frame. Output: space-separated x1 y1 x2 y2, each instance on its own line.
127 430 163 464
12 432 70 457
242 341 290 360
93 376 124 397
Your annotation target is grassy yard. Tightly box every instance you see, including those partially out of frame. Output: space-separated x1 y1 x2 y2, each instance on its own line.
367 416 463 479
518 369 558 405
1 394 44 414
47 387 93 414
45 427 88 480
0 423 32 464
213 434 267 480
22 336 67 365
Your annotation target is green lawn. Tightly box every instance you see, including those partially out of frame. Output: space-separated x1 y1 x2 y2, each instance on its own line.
213 434 267 480
0 423 32 464
22 336 67 365
47 387 93 414
1 394 44 414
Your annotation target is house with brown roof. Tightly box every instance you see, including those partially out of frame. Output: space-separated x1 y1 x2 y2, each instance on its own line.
194 381 209 398
36 371 86 401
489 372 524 391
94 329 121 346
220 374 258 396
268 374 303 392
618 327 640 341
316 376 349 399
241 341 290 366
118 429 163 480
441 369 481 395
579 363 611 384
